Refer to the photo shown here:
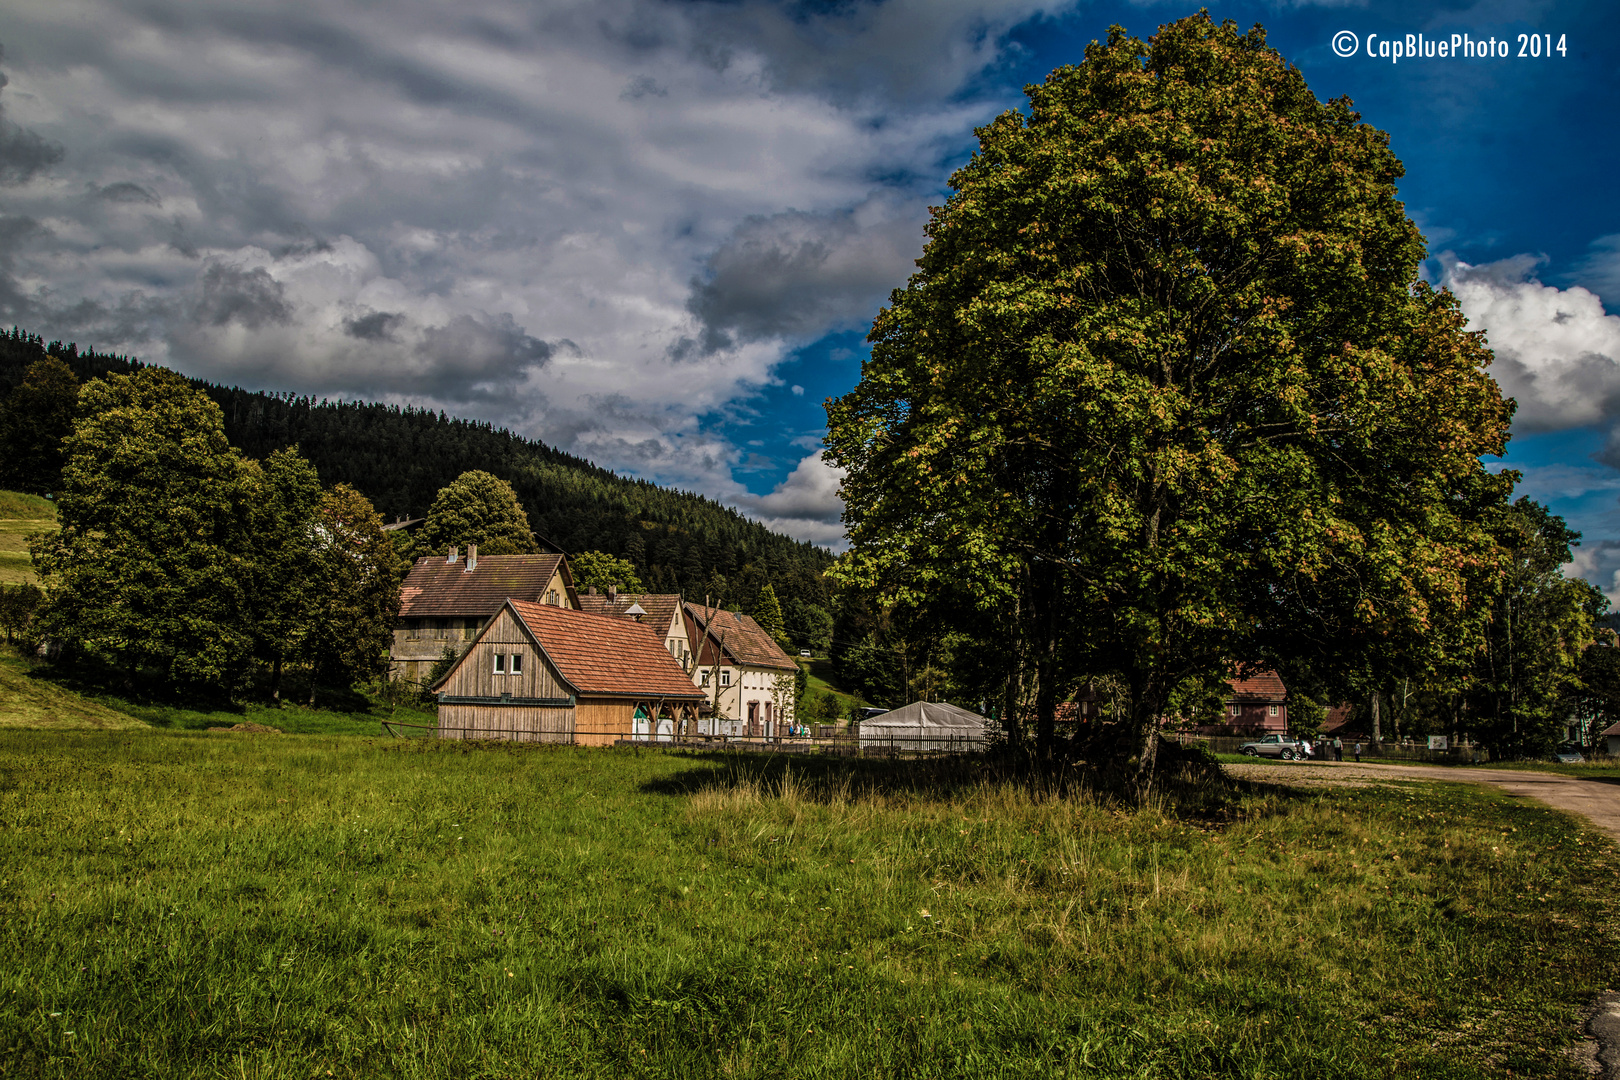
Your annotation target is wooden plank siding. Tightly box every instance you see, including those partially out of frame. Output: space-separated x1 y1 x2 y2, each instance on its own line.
435 609 572 703
439 704 575 742
574 700 635 746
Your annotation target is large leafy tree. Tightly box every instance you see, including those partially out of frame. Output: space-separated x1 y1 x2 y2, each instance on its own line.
243 448 323 704
825 15 1513 794
0 356 79 494
31 368 257 690
301 484 399 697
419 470 537 556
571 550 645 593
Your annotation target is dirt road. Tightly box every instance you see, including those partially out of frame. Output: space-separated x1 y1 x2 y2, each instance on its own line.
1225 760 1620 844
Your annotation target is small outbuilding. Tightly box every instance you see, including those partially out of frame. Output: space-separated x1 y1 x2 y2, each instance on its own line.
1601 719 1620 758
856 701 992 753
432 599 706 744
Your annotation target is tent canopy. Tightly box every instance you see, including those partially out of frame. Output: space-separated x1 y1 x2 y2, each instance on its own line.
858 701 990 751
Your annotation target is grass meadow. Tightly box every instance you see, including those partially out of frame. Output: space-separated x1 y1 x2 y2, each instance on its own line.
1 733 1617 1078
0 491 55 586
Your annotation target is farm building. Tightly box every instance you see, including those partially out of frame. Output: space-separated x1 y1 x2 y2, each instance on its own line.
684 603 799 737
432 599 706 744
391 546 580 684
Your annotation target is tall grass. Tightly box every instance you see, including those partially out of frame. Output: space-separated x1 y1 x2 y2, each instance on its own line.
0 733 1614 1077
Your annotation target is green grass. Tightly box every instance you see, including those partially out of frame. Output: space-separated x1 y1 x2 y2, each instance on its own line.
0 735 1614 1078
0 489 57 585
1473 759 1620 778
0 654 147 730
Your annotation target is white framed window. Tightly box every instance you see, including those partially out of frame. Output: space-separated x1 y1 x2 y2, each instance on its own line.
1268 704 1278 717
721 671 731 686
1229 704 1240 716
493 653 506 674
510 653 523 675
700 672 710 687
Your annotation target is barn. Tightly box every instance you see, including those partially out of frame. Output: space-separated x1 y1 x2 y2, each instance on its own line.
432 599 706 744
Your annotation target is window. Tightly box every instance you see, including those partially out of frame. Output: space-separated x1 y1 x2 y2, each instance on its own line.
1268 704 1278 717
667 640 676 656
510 653 523 675
1229 704 1239 716
721 671 731 687
493 653 506 674
700 672 711 687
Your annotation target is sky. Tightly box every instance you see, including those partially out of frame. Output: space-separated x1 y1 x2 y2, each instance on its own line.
1 0 1618 586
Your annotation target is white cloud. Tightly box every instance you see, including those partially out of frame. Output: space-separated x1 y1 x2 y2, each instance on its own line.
0 0 1079 544
1442 253 1620 432
737 452 847 550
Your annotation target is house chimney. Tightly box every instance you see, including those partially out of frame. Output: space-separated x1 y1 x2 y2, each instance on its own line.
465 544 478 572
608 584 617 603
587 585 597 596
447 545 459 564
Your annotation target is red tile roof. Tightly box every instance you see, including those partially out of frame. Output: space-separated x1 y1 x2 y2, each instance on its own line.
1227 671 1286 702
399 553 574 619
577 592 683 637
684 603 798 671
507 600 705 699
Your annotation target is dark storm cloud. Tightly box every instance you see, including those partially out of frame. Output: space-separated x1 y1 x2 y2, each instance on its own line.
343 310 404 342
0 67 64 186
93 181 160 205
686 202 922 352
194 263 293 329
412 313 562 401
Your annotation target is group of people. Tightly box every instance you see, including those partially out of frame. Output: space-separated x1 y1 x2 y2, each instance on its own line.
1296 736 1361 762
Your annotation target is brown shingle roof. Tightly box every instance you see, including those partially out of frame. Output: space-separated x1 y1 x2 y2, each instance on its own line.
399 553 573 619
576 593 683 637
508 600 705 699
685 603 797 671
1227 671 1287 701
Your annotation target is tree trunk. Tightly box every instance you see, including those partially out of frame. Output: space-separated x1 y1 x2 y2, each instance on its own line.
1127 681 1161 804
1371 690 1382 745
270 654 283 707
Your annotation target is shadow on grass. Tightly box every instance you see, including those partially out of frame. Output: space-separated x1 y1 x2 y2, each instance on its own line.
633 742 1292 824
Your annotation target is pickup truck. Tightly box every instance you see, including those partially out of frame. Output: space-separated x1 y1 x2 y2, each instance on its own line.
1238 734 1305 760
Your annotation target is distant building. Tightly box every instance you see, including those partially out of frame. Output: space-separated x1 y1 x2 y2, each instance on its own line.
576 587 692 669
391 545 579 684
684 603 799 737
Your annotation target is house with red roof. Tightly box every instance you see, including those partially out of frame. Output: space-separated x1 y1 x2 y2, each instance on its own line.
684 602 800 737
1178 671 1289 735
431 599 707 744
576 587 693 670
390 545 580 684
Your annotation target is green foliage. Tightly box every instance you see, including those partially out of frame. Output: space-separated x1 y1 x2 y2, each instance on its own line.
301 484 400 696
825 14 1513 790
0 356 79 494
31 368 258 692
0 583 43 644
426 644 462 688
570 550 645 593
243 448 323 698
420 470 537 556
1570 642 1620 753
750 583 788 647
784 598 833 654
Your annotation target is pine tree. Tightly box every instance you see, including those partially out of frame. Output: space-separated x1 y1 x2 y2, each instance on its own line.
752 584 789 648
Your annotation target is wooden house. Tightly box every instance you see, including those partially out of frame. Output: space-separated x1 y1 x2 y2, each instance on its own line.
576 587 693 669
432 599 706 744
391 546 579 684
683 603 799 737
1220 672 1288 733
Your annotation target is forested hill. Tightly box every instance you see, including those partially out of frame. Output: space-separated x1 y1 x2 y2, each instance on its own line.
0 329 835 606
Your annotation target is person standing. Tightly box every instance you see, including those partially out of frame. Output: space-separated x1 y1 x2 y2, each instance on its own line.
1353 741 1362 763
1333 736 1344 762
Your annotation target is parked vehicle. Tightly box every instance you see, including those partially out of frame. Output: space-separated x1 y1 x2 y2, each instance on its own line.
1239 734 1305 760
1554 744 1585 764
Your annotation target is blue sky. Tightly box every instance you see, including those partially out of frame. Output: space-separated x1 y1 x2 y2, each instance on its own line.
2 0 1619 582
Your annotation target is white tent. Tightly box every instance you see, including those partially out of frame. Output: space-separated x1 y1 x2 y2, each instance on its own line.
857 701 992 753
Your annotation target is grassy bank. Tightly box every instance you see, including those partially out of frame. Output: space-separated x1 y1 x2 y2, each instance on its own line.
0 734 1614 1078
0 490 56 585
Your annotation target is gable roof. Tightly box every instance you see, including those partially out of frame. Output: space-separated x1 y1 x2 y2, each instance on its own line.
685 603 797 672
1227 671 1286 702
577 592 683 637
506 600 705 699
399 553 577 619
